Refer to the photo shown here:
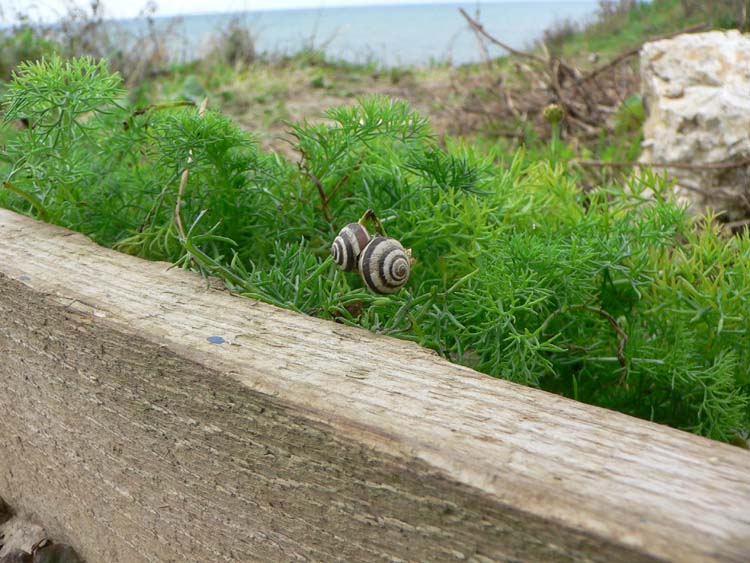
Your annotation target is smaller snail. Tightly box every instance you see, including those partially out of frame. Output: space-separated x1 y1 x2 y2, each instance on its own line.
331 222 370 272
358 236 411 294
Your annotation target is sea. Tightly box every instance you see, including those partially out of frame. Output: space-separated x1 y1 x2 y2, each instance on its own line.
119 2 599 67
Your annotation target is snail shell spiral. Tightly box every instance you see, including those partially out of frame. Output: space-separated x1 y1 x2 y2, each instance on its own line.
331 223 370 272
358 236 411 294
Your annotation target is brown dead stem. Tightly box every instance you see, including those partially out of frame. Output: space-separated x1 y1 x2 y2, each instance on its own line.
455 9 709 145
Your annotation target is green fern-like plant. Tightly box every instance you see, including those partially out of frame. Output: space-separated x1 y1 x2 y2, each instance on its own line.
1 56 748 443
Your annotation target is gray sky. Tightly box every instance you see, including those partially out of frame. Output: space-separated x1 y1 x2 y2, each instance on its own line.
6 0 588 23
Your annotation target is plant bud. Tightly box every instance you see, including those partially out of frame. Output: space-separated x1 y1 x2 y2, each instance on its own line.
543 103 563 125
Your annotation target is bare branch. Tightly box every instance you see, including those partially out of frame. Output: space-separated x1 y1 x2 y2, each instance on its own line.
459 8 546 64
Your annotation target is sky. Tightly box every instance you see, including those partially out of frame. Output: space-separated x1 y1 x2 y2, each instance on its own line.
3 0 589 24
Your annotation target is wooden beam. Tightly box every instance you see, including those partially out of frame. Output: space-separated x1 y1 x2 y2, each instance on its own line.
0 208 748 563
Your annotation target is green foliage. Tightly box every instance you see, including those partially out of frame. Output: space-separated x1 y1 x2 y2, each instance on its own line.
0 25 58 82
4 56 123 122
2 57 749 443
593 94 646 163
680 0 750 30
554 0 748 61
2 57 125 229
555 0 669 58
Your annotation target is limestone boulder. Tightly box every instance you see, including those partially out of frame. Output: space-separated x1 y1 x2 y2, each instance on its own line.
640 30 750 221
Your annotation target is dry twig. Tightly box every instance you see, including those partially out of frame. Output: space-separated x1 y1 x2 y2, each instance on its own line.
570 305 629 374
175 96 209 240
454 8 709 145
459 8 546 64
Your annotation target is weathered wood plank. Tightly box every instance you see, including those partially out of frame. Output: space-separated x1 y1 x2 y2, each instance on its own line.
0 208 748 563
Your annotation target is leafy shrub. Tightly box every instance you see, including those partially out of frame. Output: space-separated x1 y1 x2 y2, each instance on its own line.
2 57 749 442
204 17 257 68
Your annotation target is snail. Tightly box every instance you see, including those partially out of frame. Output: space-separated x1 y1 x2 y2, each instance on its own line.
331 210 413 294
358 236 411 294
331 222 370 272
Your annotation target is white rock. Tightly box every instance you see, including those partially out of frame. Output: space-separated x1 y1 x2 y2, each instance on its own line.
0 514 47 557
640 30 750 220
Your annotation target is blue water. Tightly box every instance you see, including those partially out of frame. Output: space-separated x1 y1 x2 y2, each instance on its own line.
121 2 598 67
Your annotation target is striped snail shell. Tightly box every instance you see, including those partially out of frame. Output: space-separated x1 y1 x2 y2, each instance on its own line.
331 223 370 272
358 236 411 294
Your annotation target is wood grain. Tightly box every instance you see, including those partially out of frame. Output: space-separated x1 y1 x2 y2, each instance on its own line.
0 208 748 563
